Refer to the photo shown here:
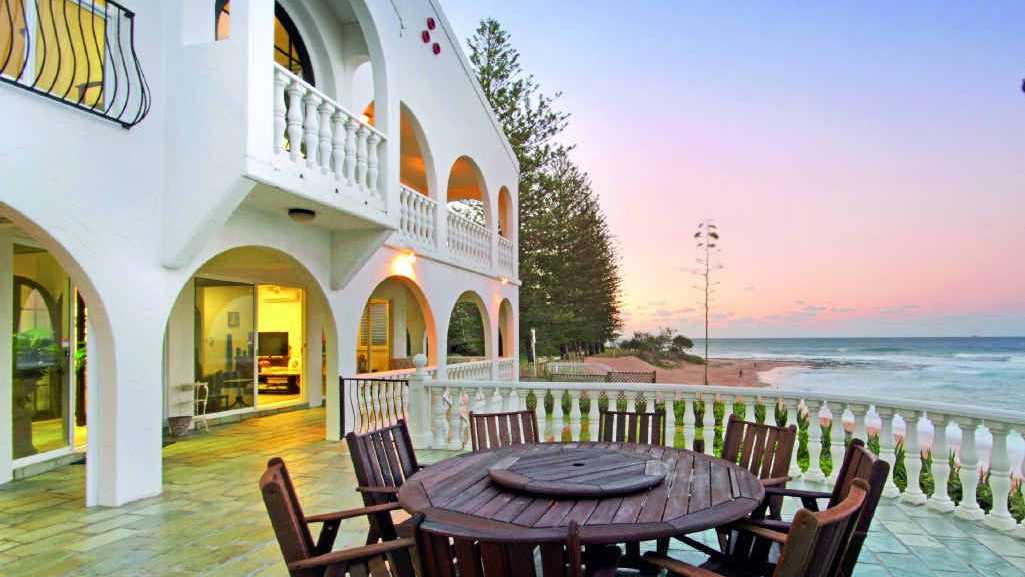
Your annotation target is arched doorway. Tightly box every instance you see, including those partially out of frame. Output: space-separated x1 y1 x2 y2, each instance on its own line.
164 246 337 420
498 187 513 240
447 291 490 364
498 299 515 359
215 2 316 84
400 103 433 197
446 156 490 228
355 276 436 374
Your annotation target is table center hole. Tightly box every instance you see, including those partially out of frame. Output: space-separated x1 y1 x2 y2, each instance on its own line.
572 462 585 467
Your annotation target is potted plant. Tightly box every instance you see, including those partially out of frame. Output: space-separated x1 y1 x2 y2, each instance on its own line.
12 328 62 457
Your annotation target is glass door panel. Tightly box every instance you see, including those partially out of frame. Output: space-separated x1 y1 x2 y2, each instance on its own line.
256 285 304 406
12 244 72 459
195 279 255 413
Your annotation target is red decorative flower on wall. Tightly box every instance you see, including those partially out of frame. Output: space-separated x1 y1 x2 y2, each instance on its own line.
432 43 441 55
422 30 431 43
427 17 436 30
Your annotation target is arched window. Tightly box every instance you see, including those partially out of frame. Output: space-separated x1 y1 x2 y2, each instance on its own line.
214 2 315 86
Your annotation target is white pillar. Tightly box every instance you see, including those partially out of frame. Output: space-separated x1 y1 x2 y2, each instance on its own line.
551 388 564 441
431 385 446 449
588 390 599 441
877 406 900 498
701 394 714 454
683 394 696 450
407 354 431 449
744 395 756 424
804 399 826 482
785 398 802 479
955 417 985 520
927 414 955 512
827 401 846 485
900 410 927 505
569 390 582 441
0 232 11 485
984 422 1016 530
664 392 677 448
847 403 868 443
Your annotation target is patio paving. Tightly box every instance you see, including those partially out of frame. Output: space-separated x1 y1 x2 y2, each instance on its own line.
0 407 1022 576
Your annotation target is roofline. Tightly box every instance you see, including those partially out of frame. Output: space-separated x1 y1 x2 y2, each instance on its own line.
426 0 521 175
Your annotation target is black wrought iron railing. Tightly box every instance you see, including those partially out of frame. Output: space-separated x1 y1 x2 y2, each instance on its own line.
1 0 150 128
341 377 409 435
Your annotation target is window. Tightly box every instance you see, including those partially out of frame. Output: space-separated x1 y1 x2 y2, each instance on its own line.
214 1 315 85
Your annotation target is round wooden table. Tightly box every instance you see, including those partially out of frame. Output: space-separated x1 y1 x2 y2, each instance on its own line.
398 442 765 545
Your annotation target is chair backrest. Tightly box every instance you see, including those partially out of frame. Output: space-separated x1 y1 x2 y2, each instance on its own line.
193 382 209 417
413 516 585 577
598 409 665 445
773 479 869 577
721 415 798 481
468 410 540 452
259 458 317 577
826 438 890 577
345 419 420 504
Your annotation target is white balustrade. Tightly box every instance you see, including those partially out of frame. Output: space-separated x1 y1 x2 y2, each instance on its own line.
827 402 846 485
497 236 515 277
405 377 1025 537
447 208 492 270
398 185 438 249
447 360 494 382
496 358 517 381
271 63 386 205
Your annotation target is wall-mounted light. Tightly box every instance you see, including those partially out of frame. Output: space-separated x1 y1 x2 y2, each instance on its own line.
288 208 316 223
499 276 509 285
391 250 418 279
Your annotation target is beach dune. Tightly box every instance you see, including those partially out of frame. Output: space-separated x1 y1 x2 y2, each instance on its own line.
584 355 805 387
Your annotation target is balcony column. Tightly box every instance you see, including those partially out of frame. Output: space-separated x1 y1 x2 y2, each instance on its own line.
285 80 306 163
847 403 868 443
784 398 803 479
682 393 696 451
876 406 900 497
954 417 985 520
431 385 447 449
317 102 335 174
804 399 826 482
273 69 288 154
664 392 677 448
900 409 927 505
827 401 846 485
407 354 431 449
926 413 955 512
549 388 564 442
984 422 1016 530
700 394 715 455
569 390 582 441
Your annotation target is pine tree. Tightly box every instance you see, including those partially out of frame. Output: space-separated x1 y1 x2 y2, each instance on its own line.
468 19 622 357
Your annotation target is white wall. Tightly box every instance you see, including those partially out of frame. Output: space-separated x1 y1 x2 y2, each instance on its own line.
0 0 518 506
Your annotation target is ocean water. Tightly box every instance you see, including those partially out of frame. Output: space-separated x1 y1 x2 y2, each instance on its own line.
697 337 1025 411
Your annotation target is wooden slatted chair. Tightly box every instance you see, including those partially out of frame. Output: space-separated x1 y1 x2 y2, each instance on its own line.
737 438 890 577
644 479 871 577
597 408 666 445
412 514 619 577
597 408 667 570
260 457 415 577
345 419 424 545
468 409 540 452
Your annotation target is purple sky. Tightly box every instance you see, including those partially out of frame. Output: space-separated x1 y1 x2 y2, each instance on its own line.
443 1 1025 337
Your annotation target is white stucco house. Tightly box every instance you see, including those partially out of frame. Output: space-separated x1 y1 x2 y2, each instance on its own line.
0 0 519 507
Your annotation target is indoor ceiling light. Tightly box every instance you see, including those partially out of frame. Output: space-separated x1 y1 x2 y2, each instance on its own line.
288 208 316 223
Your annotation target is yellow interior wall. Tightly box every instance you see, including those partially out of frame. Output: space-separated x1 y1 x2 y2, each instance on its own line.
197 284 254 375
257 285 304 371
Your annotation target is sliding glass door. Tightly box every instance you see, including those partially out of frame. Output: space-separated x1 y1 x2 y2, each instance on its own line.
194 279 255 413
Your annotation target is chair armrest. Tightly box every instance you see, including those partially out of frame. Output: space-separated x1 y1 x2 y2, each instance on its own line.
764 486 831 511
727 520 789 545
642 552 727 577
287 537 415 571
305 502 401 523
356 485 400 494
761 476 789 488
740 517 792 533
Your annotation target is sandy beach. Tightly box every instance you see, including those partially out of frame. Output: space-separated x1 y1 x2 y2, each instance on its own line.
584 355 807 387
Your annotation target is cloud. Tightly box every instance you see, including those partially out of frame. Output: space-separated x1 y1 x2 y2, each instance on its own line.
830 306 856 313
877 304 919 315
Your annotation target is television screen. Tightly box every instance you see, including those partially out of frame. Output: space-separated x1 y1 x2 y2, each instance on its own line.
258 332 289 356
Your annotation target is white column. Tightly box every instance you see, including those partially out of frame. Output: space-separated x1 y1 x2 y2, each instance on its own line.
827 402 846 485
407 354 431 448
900 410 927 505
803 400 825 482
744 395 757 424
302 93 322 169
551 388 565 441
355 126 370 191
286 80 306 163
506 386 520 412
331 111 347 180
534 389 547 442
367 133 382 198
569 390 582 441
877 406 900 497
489 387 504 412
0 232 11 485
317 101 334 173
701 395 714 454
431 386 446 449
683 394 696 450
984 422 1016 530
927 413 955 512
847 403 868 443
588 390 600 441
343 118 358 184
721 394 734 427
626 391 637 413
273 69 288 154
955 417 985 520
664 392 677 448
785 399 802 479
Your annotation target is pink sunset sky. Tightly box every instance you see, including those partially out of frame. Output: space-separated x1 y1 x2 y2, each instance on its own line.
444 1 1025 337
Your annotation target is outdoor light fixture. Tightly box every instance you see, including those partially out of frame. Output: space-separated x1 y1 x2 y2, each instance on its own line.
288 208 316 223
499 276 509 285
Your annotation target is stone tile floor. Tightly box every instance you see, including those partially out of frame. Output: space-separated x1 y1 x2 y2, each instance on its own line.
0 408 1022 576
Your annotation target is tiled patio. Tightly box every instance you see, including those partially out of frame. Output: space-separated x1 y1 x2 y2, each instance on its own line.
0 408 1022 577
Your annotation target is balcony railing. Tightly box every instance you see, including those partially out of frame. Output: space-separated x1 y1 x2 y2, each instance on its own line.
271 63 385 208
447 359 494 381
497 236 515 278
398 184 438 249
447 207 492 271
406 378 1025 536
0 0 150 128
